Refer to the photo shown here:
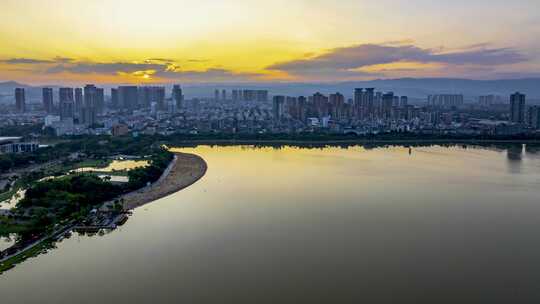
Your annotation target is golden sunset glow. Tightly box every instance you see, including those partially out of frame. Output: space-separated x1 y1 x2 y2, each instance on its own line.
0 0 538 84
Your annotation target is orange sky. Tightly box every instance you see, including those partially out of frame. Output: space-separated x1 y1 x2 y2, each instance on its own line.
1 0 538 84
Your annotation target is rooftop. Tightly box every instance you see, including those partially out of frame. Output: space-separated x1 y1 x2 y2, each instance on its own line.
0 137 22 144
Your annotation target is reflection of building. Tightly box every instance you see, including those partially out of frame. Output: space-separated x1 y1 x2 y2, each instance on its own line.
525 144 540 155
0 137 39 154
507 144 524 161
510 92 526 124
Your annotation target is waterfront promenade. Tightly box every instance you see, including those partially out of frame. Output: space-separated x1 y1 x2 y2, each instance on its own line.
115 152 207 210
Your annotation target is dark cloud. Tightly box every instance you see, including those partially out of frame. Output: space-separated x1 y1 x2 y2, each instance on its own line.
146 58 175 63
156 68 262 81
1 58 54 64
267 43 528 76
40 60 262 81
45 62 166 74
53 56 75 63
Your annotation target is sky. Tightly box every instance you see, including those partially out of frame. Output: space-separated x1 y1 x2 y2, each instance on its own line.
0 0 539 85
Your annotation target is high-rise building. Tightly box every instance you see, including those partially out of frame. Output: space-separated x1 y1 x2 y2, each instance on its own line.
82 85 99 126
59 88 74 120
354 88 363 107
42 88 54 113
221 89 227 101
381 92 394 119
312 92 329 118
59 88 73 104
478 95 502 107
118 86 139 110
74 88 83 120
231 89 268 102
353 88 374 119
151 87 165 110
510 92 526 124
297 96 307 122
137 86 165 110
363 88 375 117
527 106 540 129
400 96 408 107
96 88 105 114
15 88 25 113
329 92 345 120
273 96 286 121
111 88 119 109
172 85 184 110
393 96 400 108
256 90 268 102
428 94 464 108
214 89 220 101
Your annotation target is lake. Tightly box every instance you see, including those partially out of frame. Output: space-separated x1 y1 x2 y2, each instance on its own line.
2 144 540 303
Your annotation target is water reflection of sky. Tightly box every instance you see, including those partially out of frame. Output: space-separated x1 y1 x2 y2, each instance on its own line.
4 144 540 303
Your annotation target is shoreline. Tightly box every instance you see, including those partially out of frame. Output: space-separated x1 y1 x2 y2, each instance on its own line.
118 152 208 210
168 139 540 146
167 139 540 148
1 152 207 272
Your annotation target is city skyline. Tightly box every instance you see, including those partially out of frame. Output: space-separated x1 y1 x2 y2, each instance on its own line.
1 0 539 85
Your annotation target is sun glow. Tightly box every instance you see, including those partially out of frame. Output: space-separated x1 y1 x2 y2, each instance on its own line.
0 0 537 84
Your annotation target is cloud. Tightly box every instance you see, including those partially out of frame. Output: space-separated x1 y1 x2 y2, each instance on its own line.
156 68 263 82
0 56 261 81
1 58 54 64
53 56 75 63
146 58 175 62
266 43 528 78
38 60 263 82
187 59 211 63
45 61 167 74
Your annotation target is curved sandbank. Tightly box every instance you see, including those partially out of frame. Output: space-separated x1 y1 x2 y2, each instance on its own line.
119 152 207 210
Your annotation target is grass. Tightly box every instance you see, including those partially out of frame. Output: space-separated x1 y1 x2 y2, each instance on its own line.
46 159 111 174
73 159 111 169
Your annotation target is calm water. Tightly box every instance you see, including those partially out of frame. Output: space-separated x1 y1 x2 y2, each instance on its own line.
2 144 540 303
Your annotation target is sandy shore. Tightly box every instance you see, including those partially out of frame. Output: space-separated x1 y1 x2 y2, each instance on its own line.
119 152 207 210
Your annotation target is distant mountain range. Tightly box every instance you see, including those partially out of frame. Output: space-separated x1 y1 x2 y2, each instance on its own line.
1 78 539 103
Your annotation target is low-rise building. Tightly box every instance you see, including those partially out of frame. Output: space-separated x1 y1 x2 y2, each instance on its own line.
0 137 39 154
